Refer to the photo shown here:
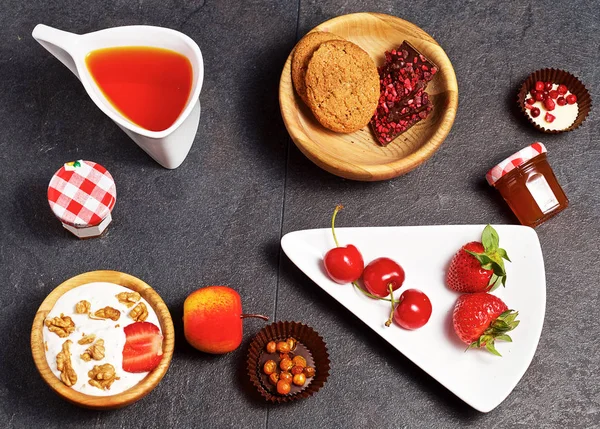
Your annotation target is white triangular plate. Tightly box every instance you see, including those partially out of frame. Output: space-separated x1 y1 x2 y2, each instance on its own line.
281 225 546 412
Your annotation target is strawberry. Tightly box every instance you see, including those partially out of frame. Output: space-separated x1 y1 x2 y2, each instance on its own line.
446 224 511 293
452 293 519 356
122 321 163 373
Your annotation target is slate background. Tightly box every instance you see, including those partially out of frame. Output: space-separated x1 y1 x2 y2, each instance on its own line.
1 0 599 428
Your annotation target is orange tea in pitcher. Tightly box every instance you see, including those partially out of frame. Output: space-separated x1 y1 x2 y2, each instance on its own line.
86 46 193 132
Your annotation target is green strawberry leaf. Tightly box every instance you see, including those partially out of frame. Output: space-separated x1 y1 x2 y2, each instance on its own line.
485 341 502 357
488 274 504 292
496 334 513 342
465 250 493 267
497 248 511 262
481 224 499 252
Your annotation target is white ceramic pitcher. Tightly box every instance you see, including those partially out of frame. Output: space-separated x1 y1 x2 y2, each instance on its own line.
32 24 204 169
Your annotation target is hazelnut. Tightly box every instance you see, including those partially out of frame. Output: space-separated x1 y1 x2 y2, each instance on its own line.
276 341 290 353
303 366 316 378
291 365 304 375
286 337 297 352
280 372 293 383
265 341 277 354
277 380 291 395
292 355 307 368
292 373 306 386
279 353 291 361
280 358 293 372
269 372 279 385
263 360 277 375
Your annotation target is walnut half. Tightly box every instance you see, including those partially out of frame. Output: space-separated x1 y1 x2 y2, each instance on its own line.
75 300 91 314
78 334 96 345
56 340 77 387
80 339 105 362
129 302 148 322
116 291 141 308
45 314 75 338
88 363 119 390
89 306 121 321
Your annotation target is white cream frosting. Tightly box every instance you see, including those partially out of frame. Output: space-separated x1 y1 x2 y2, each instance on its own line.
42 282 161 396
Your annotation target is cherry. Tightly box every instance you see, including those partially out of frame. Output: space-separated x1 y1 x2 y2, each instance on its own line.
525 98 535 105
392 289 432 330
544 81 553 91
363 257 405 298
535 81 544 91
545 112 555 123
566 94 577 105
557 84 568 95
323 205 364 284
549 90 559 99
544 97 556 111
534 92 545 102
531 107 541 118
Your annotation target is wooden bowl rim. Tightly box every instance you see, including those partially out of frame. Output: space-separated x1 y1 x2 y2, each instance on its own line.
279 12 459 181
31 270 175 409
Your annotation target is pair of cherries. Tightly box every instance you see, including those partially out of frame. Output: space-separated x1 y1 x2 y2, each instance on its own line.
323 206 431 330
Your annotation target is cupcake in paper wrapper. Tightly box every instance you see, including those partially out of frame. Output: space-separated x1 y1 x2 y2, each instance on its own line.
247 321 330 403
518 68 591 134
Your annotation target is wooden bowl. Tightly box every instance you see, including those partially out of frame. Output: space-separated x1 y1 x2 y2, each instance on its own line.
279 12 458 181
31 270 175 409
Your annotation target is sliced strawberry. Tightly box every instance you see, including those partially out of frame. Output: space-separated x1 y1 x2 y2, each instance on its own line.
122 322 163 373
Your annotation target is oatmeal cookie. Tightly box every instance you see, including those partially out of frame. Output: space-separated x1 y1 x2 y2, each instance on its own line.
305 40 379 133
291 31 344 105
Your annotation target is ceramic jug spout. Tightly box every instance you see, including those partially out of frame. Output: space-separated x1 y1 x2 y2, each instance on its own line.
32 24 80 79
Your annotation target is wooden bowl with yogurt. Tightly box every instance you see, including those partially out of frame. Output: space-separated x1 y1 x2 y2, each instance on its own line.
31 270 174 409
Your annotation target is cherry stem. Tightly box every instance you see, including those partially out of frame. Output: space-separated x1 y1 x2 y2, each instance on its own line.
352 281 392 302
240 313 269 321
331 204 344 247
385 284 395 327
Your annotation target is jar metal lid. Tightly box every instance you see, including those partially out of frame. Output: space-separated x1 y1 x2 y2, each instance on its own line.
47 160 116 228
486 142 547 186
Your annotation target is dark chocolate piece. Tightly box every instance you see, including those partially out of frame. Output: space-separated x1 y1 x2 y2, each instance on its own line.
371 42 437 146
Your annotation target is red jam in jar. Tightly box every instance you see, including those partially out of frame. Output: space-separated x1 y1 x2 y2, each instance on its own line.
486 142 568 227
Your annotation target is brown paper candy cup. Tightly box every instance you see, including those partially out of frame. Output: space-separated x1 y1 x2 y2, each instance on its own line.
518 68 591 133
247 321 330 403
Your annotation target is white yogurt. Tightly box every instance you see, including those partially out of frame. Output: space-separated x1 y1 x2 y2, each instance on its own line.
526 84 578 131
42 282 162 396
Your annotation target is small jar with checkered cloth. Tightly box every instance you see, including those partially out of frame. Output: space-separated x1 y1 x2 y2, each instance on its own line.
47 160 116 238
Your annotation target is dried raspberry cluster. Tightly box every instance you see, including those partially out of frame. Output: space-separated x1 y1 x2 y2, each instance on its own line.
370 42 438 146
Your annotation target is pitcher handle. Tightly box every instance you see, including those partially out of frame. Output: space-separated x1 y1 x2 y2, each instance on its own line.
32 24 80 78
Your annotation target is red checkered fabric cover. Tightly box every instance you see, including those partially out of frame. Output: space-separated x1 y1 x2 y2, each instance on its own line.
47 161 116 227
486 142 546 186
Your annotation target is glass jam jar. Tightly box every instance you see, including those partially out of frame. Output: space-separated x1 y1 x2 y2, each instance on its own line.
486 142 568 227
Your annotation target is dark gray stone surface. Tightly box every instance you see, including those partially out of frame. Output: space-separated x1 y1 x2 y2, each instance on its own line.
0 0 598 428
